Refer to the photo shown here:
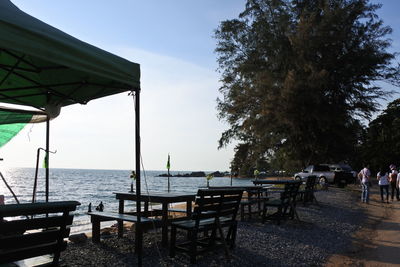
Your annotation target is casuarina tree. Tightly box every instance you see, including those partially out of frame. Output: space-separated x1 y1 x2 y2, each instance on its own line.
361 99 400 171
215 0 400 174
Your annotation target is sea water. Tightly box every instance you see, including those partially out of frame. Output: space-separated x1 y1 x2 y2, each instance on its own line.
0 168 254 233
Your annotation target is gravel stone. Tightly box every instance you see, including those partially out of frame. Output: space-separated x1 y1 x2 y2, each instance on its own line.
60 185 365 266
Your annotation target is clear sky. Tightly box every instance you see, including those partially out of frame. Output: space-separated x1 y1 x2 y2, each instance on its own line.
1 0 399 171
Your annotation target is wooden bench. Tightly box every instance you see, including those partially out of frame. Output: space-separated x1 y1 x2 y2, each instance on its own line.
0 201 80 266
169 188 243 264
87 211 161 243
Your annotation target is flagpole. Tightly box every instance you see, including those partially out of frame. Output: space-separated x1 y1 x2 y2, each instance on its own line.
168 169 170 192
167 154 170 192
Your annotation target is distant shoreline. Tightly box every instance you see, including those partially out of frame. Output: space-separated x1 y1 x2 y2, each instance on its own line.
158 170 229 178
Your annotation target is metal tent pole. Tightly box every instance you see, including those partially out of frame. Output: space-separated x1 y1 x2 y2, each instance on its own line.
45 115 50 202
135 89 142 266
32 148 42 203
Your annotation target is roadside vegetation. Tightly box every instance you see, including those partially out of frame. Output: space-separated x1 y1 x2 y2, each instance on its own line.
214 0 400 176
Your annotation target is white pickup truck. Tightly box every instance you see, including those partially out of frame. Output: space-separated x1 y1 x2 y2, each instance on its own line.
294 165 336 185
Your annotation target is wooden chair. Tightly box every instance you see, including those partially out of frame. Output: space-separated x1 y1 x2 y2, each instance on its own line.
240 187 269 221
261 181 301 225
0 201 80 266
298 175 318 205
169 188 243 264
207 186 268 221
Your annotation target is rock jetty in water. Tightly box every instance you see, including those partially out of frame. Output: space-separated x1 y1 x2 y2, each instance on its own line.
158 171 206 177
158 171 228 178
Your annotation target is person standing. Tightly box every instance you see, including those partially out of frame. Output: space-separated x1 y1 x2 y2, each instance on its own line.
396 169 400 200
389 164 399 201
359 165 371 203
377 167 390 203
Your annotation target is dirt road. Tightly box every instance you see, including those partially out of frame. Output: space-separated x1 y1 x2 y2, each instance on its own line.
326 184 400 266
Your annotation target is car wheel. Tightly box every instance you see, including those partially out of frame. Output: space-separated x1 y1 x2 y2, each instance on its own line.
295 176 301 181
319 176 327 186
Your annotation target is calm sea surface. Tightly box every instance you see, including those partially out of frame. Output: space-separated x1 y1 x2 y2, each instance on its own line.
0 168 254 233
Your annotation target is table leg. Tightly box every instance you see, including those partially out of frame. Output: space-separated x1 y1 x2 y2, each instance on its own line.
186 200 193 240
118 199 124 237
186 200 192 216
135 221 142 254
92 218 100 243
161 202 168 246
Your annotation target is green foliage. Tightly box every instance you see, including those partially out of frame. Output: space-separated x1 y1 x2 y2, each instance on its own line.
230 143 271 176
361 99 400 171
215 0 399 172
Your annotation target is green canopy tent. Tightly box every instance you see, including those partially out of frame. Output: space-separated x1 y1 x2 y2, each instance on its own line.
0 0 144 263
0 1 140 108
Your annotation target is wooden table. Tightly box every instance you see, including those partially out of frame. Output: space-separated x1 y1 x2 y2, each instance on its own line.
208 185 272 197
114 191 196 246
207 185 272 221
208 185 271 190
253 179 298 185
252 179 301 195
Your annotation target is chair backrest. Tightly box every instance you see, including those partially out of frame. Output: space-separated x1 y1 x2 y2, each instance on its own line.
0 201 80 264
305 175 317 190
280 181 301 204
289 181 301 201
192 189 243 227
208 186 265 199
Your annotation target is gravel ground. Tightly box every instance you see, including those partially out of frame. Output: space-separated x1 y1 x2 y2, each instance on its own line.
60 185 365 266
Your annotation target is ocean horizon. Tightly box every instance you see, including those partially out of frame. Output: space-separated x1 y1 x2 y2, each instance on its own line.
0 167 253 233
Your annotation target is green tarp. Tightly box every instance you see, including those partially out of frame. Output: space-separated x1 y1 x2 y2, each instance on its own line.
0 107 47 124
0 0 140 110
0 123 26 148
0 107 47 148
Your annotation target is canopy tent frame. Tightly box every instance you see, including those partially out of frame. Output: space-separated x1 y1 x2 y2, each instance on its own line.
0 0 144 265
0 49 133 110
0 91 144 264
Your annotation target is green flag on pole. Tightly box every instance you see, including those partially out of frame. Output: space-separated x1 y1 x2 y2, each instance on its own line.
43 153 48 169
166 154 170 170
